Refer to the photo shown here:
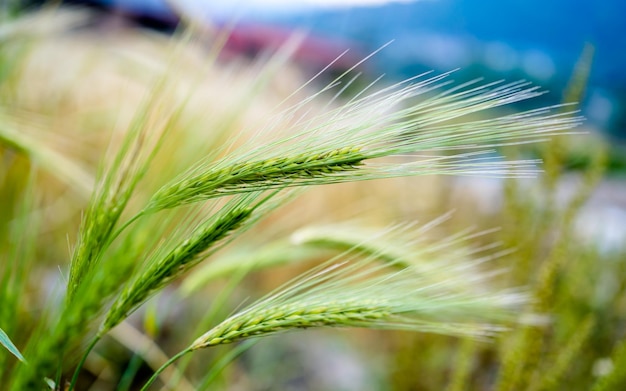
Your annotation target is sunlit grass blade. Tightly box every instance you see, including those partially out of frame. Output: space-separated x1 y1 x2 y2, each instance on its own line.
0 112 94 198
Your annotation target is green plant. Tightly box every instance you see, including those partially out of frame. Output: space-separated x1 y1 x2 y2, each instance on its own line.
1 9 622 391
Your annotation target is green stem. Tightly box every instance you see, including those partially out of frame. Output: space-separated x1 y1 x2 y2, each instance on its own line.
140 348 192 391
170 262 253 388
117 353 144 391
68 335 101 391
197 340 257 390
107 211 145 248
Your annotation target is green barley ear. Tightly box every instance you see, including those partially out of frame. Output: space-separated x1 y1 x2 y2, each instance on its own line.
144 147 368 211
189 254 524 350
189 228 528 350
191 224 526 350
144 76 581 211
142 232 528 390
65 59 193 301
101 192 275 334
65 29 202 302
66 103 162 302
8 213 165 390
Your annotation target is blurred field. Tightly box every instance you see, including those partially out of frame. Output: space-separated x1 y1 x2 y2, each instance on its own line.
1 8 625 391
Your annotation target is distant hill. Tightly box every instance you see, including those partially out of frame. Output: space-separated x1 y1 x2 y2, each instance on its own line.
268 0 624 87
262 0 625 135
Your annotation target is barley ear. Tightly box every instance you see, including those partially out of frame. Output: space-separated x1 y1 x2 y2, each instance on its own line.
144 77 582 211
144 147 368 211
190 245 528 350
101 193 270 334
66 96 165 302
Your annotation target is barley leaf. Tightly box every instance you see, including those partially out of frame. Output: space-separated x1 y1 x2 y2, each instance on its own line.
0 327 25 363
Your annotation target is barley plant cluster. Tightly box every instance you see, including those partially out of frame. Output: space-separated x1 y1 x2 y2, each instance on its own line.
0 8 624 391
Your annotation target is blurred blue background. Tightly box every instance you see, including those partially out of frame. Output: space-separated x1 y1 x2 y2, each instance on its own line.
39 0 626 138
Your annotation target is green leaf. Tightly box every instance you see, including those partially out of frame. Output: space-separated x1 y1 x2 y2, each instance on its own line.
0 327 25 363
